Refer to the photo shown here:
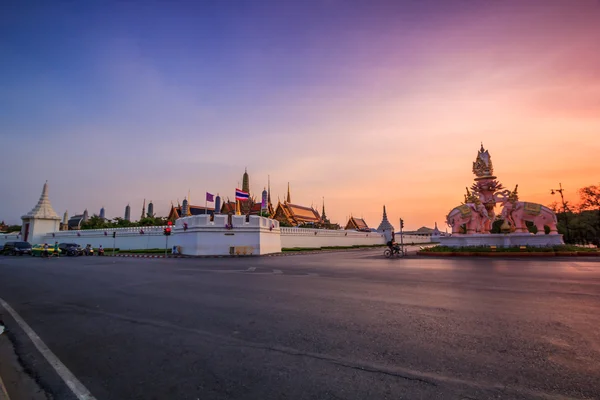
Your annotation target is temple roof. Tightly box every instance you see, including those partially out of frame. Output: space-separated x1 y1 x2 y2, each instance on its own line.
286 203 320 222
169 204 214 219
346 216 369 231
23 182 60 220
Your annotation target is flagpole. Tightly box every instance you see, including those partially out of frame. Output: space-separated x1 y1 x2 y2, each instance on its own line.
205 190 207 215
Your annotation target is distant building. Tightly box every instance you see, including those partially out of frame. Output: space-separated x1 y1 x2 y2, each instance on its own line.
167 200 215 222
147 201 154 218
124 204 131 221
99 207 105 219
68 209 89 229
273 202 321 226
345 216 370 231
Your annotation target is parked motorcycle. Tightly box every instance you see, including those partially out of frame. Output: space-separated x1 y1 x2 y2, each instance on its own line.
83 245 94 256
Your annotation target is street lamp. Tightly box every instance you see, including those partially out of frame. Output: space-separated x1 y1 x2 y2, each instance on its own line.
551 183 570 242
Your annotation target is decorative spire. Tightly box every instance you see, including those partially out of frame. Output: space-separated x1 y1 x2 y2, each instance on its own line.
124 204 131 221
472 143 495 180
214 193 221 214
268 175 271 203
242 168 250 194
62 210 69 225
286 182 291 203
141 199 146 220
181 198 189 217
321 197 327 221
23 181 60 220
377 205 394 233
147 200 154 218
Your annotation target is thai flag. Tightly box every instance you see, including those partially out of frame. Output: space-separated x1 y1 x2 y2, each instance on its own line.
235 188 249 201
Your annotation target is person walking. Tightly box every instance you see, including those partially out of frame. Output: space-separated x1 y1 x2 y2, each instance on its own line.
53 241 60 258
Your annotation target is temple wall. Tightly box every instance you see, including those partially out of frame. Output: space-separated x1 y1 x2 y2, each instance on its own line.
280 228 385 248
172 215 281 256
41 226 168 250
12 216 432 254
0 233 22 246
280 229 431 248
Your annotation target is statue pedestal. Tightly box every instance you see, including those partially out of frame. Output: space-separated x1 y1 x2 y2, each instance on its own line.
439 233 564 248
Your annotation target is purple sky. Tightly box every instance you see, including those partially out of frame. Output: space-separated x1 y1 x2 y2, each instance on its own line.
2 0 600 229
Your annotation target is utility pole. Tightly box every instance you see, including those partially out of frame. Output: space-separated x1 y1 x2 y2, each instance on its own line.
551 183 570 242
399 218 405 255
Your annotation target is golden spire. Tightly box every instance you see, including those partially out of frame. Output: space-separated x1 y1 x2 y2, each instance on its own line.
235 199 241 215
286 182 291 203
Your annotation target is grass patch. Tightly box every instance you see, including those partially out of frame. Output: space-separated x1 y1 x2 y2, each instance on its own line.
118 248 172 254
282 244 387 252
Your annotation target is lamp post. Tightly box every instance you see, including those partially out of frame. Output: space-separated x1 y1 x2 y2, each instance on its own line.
551 183 570 242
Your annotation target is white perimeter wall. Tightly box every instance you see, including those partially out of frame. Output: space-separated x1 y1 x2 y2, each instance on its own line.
2 220 432 253
41 226 169 250
0 233 22 246
173 215 281 256
280 228 431 248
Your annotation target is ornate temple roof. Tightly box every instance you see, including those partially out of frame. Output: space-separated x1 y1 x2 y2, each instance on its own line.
376 205 395 232
168 204 214 221
22 182 60 220
345 216 369 231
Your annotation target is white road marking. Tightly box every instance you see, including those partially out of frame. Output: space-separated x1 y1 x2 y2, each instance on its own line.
273 269 283 275
0 297 97 400
0 369 9 400
247 267 256 272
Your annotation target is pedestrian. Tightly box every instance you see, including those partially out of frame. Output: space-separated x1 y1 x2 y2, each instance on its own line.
53 241 59 258
43 243 49 258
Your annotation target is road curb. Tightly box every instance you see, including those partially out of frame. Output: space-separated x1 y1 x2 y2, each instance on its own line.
108 254 185 259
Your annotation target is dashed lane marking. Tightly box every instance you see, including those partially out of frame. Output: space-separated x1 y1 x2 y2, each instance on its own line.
273 269 283 275
0 297 97 400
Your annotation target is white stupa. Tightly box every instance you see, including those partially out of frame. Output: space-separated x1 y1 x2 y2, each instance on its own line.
21 181 61 244
376 205 395 233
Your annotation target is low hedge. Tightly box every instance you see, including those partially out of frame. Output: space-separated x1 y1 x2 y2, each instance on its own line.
420 244 598 254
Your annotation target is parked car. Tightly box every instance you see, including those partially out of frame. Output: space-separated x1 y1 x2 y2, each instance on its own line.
31 244 63 257
2 241 33 256
58 243 83 256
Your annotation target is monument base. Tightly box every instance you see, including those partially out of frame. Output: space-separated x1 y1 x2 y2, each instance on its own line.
439 233 564 248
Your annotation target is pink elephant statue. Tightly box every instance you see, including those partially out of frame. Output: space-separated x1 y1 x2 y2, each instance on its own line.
501 201 558 234
446 203 490 234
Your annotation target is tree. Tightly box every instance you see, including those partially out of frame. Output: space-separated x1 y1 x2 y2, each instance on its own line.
2 224 22 233
81 215 108 230
579 184 600 245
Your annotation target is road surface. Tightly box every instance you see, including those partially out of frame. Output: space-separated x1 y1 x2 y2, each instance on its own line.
1 251 599 399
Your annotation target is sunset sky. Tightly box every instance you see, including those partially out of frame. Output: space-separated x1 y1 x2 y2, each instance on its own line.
1 0 599 229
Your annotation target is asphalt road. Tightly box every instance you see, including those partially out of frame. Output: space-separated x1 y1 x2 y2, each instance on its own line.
1 251 599 400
